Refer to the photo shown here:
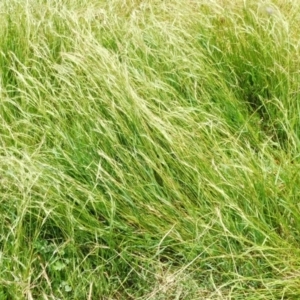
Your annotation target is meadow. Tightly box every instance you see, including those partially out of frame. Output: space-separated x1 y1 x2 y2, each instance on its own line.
0 0 300 299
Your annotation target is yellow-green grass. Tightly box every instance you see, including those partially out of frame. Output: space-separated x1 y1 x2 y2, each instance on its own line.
0 0 300 299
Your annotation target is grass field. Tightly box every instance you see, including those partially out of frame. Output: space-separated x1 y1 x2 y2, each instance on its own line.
0 0 300 299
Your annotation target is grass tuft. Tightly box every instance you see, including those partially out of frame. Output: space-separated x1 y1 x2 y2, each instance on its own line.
0 0 300 299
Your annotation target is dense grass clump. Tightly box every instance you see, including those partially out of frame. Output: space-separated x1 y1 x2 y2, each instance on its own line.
0 0 300 299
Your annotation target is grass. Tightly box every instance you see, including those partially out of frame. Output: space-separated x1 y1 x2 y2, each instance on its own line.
0 0 300 298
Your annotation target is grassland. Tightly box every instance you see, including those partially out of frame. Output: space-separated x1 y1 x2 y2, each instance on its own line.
0 0 300 299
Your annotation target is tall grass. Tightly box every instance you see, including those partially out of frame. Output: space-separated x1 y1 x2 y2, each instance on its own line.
0 0 300 298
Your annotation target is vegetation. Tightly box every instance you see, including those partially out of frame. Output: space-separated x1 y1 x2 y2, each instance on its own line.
0 0 300 298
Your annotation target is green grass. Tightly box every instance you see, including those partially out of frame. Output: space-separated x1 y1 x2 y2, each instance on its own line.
0 0 300 298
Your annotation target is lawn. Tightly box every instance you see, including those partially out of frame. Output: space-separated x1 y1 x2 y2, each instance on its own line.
0 0 300 299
